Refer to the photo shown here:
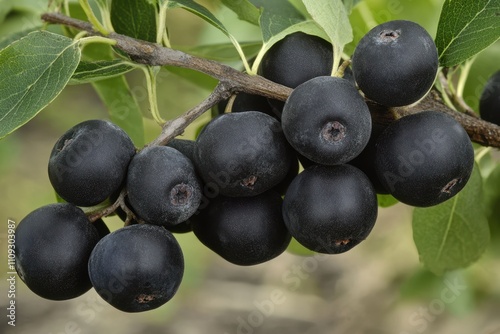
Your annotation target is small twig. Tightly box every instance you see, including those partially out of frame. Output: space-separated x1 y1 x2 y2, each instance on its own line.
149 82 232 146
87 188 127 222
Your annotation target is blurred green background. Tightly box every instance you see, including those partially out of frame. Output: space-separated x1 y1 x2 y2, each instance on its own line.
1 0 500 333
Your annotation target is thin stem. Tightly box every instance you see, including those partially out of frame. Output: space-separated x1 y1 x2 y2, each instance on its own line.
79 0 109 35
142 66 165 125
475 146 492 162
96 0 114 32
149 82 231 146
157 3 171 47
87 189 126 222
229 35 252 74
331 45 342 77
335 59 351 78
78 36 117 47
457 58 474 98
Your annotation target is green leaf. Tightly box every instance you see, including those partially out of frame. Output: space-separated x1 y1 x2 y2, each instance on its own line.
483 164 500 229
256 0 305 42
412 165 490 275
167 0 229 35
0 26 42 51
92 76 145 147
0 31 81 139
342 0 362 13
286 238 316 256
179 42 262 62
69 60 135 84
221 0 261 26
377 194 399 208
303 0 353 72
110 0 157 42
436 0 500 67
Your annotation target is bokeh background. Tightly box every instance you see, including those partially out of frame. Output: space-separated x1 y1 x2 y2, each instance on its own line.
1 0 500 333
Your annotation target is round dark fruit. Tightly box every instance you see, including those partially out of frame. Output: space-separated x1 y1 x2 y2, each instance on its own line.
88 224 184 312
48 120 135 207
260 32 333 89
282 76 372 165
375 111 474 207
192 191 291 265
283 165 378 254
127 146 202 227
352 20 438 107
15 203 100 300
94 219 111 239
166 139 197 164
260 32 334 111
349 123 389 194
195 111 293 197
213 92 280 119
479 70 500 125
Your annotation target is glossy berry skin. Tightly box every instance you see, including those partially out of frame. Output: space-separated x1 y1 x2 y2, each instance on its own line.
127 146 202 227
48 120 135 207
166 139 197 164
348 123 389 194
15 203 100 300
282 76 372 165
260 32 333 111
260 32 333 89
213 92 280 119
88 224 184 312
375 111 474 207
283 165 378 254
352 20 438 107
191 191 291 266
479 70 500 125
195 111 293 197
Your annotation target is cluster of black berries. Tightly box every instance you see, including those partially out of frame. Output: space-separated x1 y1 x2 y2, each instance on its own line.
15 20 478 314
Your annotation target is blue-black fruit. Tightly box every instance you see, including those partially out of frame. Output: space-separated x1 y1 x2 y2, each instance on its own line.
127 146 202 227
88 224 184 312
191 191 291 265
260 32 333 90
195 111 293 197
479 70 500 125
260 32 334 111
15 203 100 300
352 20 438 107
375 111 474 207
282 76 372 165
283 165 378 254
48 120 135 207
213 92 281 119
348 123 389 194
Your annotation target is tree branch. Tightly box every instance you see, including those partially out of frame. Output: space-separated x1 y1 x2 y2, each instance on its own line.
41 12 500 148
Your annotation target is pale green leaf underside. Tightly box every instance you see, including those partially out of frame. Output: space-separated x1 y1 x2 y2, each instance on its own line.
69 60 135 84
436 0 500 67
0 30 80 139
302 0 353 47
413 166 490 275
